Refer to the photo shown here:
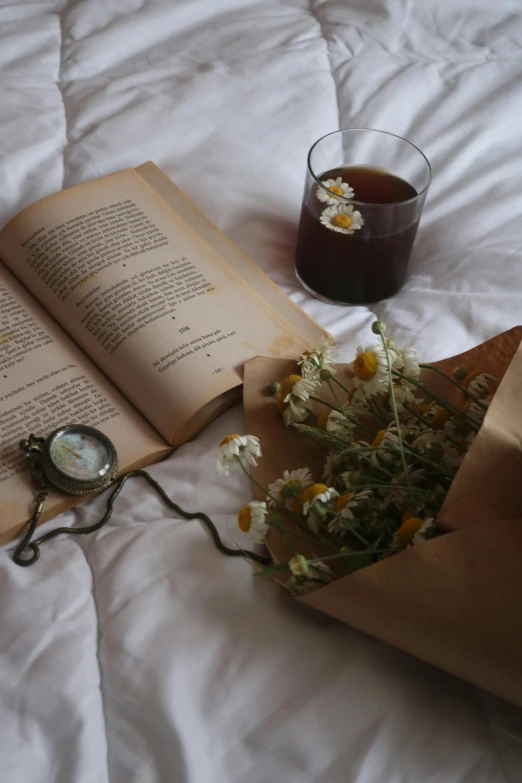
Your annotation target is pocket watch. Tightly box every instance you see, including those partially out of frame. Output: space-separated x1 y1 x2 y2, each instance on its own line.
20 425 119 495
14 424 270 569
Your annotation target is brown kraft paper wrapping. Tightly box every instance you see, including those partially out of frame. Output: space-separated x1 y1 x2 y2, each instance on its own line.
243 327 522 706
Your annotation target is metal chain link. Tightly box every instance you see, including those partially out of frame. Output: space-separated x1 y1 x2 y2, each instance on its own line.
13 469 270 568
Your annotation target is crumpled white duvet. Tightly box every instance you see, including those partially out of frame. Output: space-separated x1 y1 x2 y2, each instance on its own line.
1 1 522 781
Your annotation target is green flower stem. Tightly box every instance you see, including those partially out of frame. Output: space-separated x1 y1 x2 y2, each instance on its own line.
308 394 377 437
235 456 281 506
340 444 454 477
378 332 411 490
350 483 443 495
366 397 389 426
327 378 345 413
329 512 371 547
361 458 395 481
398 445 456 478
313 549 395 564
330 375 353 396
419 364 489 410
290 496 346 551
392 370 480 431
276 528 298 557
276 525 321 560
402 403 464 448
235 457 340 553
256 548 397 577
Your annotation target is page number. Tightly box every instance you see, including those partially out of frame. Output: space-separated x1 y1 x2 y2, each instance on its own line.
179 326 190 334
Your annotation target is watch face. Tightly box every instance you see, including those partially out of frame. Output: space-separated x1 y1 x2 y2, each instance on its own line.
49 428 113 482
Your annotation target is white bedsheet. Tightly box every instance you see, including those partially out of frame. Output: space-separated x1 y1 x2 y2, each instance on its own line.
1 1 522 781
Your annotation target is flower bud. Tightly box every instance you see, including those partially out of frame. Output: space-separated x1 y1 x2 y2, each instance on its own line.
371 320 386 335
269 381 281 396
453 367 467 381
319 368 332 381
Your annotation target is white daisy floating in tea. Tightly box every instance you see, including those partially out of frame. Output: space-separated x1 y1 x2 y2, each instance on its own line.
320 204 364 235
316 177 355 205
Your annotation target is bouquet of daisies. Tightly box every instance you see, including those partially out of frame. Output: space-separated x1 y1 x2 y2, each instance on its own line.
216 325 522 706
217 321 494 595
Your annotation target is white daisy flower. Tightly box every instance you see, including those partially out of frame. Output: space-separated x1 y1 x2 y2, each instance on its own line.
327 489 371 534
268 468 313 509
368 422 418 465
462 372 497 398
467 374 489 396
298 336 337 379
393 514 427 548
412 430 462 468
392 384 417 413
465 395 491 423
216 434 261 476
320 204 364 235
289 376 319 402
396 346 420 381
302 486 339 516
237 501 269 544
340 469 374 493
349 343 397 398
316 177 354 205
351 389 372 412
287 561 334 595
289 554 310 577
383 466 427 507
283 397 310 426
322 452 348 485
326 407 356 437
278 374 319 427
412 517 437 545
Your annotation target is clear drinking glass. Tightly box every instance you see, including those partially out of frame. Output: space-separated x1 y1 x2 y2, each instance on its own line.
294 128 431 305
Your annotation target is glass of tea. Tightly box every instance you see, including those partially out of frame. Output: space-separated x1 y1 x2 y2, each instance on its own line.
294 128 431 305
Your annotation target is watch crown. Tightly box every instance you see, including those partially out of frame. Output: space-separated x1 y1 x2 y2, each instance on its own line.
20 434 44 454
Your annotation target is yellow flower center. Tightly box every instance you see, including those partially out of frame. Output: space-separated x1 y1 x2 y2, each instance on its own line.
335 493 352 512
431 407 451 429
328 185 344 197
331 214 352 229
372 429 386 447
238 505 252 533
353 352 378 381
396 516 424 547
316 410 331 430
220 433 240 447
277 374 302 412
300 483 329 503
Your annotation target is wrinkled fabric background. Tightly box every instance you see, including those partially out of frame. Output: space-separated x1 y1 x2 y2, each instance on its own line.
1 1 522 781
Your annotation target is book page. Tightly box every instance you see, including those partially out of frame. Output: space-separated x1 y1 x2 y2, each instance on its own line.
0 168 325 444
0 266 170 545
135 162 329 345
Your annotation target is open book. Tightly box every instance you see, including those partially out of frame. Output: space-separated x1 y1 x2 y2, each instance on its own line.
0 163 328 543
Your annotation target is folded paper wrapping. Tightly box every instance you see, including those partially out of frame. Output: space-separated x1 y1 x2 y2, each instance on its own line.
243 327 522 707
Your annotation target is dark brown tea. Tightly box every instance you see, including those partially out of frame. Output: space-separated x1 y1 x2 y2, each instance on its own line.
295 165 420 304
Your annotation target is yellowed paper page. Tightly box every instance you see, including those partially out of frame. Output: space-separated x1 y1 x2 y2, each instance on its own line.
0 267 170 544
135 162 329 346
0 169 321 444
